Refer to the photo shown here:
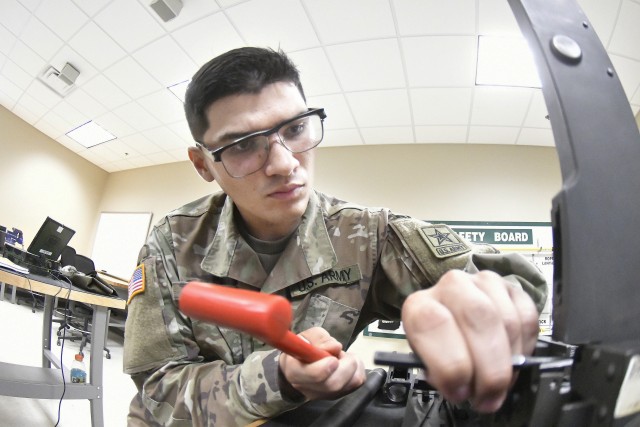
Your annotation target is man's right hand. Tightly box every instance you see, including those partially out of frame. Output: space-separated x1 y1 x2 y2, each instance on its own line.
278 327 366 401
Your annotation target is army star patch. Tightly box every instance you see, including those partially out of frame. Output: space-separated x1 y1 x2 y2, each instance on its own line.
419 224 470 259
127 264 145 305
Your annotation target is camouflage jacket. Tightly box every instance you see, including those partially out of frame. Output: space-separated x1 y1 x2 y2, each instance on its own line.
123 190 547 427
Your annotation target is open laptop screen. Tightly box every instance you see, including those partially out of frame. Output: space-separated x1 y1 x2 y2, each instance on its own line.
27 217 75 260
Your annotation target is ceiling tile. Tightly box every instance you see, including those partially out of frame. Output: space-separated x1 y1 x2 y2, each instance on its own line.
40 109 79 134
609 55 640 101
51 100 90 131
347 89 411 127
24 78 62 108
1 0 638 172
33 119 63 139
95 111 136 137
2 59 34 89
393 0 476 36
141 126 190 150
478 0 521 36
288 48 340 97
468 126 519 144
102 138 141 158
145 0 220 31
94 0 165 52
146 150 179 165
137 89 185 123
16 91 48 119
226 0 319 51
68 21 126 71
73 0 112 17
306 93 355 129
217 0 245 8
16 0 43 13
523 90 551 128
0 0 31 36
322 128 363 147
19 15 63 61
65 88 108 118
304 0 395 44
607 0 640 59
125 155 156 169
165 147 189 161
34 0 87 40
86 142 122 162
112 101 162 132
102 158 136 172
411 88 473 126
36 112 71 137
415 125 468 143
11 103 39 123
0 24 17 56
361 127 414 145
103 56 163 99
172 12 244 67
403 36 477 87
470 86 533 126
517 128 555 146
167 120 195 144
10 40 46 77
327 39 404 91
132 36 197 86
118 133 162 155
577 0 622 47
83 74 131 110
77 147 108 165
0 74 24 101
55 134 85 153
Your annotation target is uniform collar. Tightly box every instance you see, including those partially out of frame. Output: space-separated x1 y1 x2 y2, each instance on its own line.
201 191 337 292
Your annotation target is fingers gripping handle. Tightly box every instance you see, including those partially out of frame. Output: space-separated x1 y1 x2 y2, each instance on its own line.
178 281 333 363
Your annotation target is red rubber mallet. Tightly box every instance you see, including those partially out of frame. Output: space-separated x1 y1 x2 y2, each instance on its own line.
178 281 335 363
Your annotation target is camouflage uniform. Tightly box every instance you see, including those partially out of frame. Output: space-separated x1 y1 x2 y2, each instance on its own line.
124 190 547 426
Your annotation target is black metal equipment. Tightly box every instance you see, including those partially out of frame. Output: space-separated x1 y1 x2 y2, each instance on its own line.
507 0 640 424
377 1 640 426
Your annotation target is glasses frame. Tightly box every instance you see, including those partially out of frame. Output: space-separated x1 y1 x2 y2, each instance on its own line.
198 107 326 164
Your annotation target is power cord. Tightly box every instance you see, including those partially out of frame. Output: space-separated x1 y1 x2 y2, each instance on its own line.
26 269 73 427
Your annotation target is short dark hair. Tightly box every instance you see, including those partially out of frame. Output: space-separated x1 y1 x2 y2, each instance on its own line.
184 47 306 143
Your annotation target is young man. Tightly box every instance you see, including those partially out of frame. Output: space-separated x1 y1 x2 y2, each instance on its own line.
123 47 547 426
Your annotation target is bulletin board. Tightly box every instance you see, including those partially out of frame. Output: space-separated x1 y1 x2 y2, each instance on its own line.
91 212 153 281
364 221 554 339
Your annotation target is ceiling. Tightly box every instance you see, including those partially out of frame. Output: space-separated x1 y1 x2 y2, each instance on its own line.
1 0 639 173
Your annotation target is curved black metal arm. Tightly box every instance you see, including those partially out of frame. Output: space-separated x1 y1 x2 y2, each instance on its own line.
509 0 640 345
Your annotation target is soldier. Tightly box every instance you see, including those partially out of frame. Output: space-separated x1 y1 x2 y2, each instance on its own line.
123 47 547 426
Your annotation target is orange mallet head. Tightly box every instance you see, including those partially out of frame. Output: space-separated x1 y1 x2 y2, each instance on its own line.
178 281 334 363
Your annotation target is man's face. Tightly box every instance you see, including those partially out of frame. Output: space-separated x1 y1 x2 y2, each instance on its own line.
190 82 315 240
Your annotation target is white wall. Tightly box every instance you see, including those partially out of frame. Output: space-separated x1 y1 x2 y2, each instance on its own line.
98 143 561 225
0 106 108 255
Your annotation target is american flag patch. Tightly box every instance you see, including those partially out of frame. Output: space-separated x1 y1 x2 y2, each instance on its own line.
127 264 145 305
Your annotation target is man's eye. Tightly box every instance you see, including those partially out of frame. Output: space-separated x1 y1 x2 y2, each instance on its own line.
227 138 260 155
283 120 307 139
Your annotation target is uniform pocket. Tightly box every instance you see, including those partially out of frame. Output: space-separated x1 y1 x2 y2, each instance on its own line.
292 293 360 348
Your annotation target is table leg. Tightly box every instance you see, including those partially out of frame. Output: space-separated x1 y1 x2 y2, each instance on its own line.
42 295 54 368
89 306 106 427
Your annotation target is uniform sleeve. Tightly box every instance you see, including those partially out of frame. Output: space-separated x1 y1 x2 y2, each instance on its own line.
123 221 303 427
368 218 548 318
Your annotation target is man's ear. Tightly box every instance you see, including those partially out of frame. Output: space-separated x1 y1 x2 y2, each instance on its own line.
188 146 215 182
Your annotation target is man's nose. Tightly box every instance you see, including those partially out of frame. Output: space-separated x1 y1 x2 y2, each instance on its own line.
264 134 299 176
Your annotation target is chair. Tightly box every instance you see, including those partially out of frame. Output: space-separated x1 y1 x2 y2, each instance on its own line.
55 246 113 359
